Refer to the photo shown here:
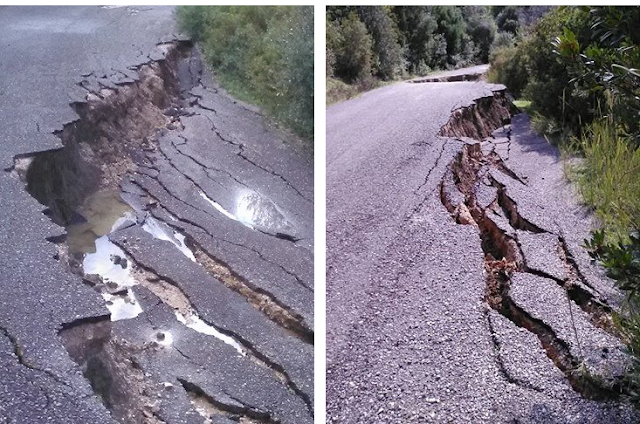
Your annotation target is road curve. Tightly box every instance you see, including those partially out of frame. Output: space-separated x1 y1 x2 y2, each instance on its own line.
326 69 638 422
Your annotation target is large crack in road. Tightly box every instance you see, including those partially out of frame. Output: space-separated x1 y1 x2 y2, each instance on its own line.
327 71 637 422
440 133 627 400
1 8 312 423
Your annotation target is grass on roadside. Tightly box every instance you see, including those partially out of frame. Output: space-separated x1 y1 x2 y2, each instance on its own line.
176 6 314 142
574 114 640 404
326 76 384 105
586 228 640 402
569 116 640 244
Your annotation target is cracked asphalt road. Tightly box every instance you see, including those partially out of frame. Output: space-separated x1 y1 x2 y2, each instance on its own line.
0 6 312 423
326 70 638 422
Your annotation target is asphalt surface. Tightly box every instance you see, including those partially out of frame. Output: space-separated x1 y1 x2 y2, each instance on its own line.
410 64 490 83
326 71 638 422
0 6 312 423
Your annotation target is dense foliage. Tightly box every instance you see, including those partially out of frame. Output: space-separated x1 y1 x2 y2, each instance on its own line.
587 230 640 298
327 6 491 81
486 7 640 244
487 7 590 139
554 7 640 146
177 6 314 140
326 6 550 104
488 6 640 144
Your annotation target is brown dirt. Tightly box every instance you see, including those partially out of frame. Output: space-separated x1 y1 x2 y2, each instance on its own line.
24 42 190 227
439 90 517 140
59 319 165 423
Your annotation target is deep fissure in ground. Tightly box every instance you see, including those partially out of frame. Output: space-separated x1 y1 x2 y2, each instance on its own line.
437 95 628 400
11 40 310 422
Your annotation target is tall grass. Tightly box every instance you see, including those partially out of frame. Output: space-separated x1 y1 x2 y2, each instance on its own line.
572 115 640 243
575 111 640 403
176 6 314 142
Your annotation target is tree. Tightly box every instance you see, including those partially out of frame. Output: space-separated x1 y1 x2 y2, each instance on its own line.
334 13 374 82
326 17 342 77
357 6 404 80
495 6 520 35
464 6 496 62
432 6 474 66
393 6 440 73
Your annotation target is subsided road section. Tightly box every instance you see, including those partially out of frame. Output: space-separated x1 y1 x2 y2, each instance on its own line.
0 6 313 423
326 70 638 422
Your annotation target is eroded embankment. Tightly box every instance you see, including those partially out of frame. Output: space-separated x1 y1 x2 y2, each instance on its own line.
19 44 186 227
9 41 312 422
439 90 517 140
437 94 630 400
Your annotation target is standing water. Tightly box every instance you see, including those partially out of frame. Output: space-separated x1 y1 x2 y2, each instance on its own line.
66 190 141 321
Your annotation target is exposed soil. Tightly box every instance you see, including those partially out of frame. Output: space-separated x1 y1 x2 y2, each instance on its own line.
438 95 630 400
178 379 274 424
59 318 165 423
190 240 313 343
22 43 190 227
439 90 517 140
13 40 311 422
441 144 626 399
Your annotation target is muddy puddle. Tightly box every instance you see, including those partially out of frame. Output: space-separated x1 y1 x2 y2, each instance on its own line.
84 234 142 320
66 190 134 254
62 189 247 355
63 189 141 320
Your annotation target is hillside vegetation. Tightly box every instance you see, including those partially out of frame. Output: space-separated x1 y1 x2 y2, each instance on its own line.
177 6 314 141
487 6 640 243
326 6 549 104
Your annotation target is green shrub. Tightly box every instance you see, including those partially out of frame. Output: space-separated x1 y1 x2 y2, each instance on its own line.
586 229 640 295
490 6 640 144
495 6 520 35
553 7 640 146
489 31 514 54
326 76 383 105
486 44 528 97
176 6 209 40
523 8 592 131
573 115 640 242
176 6 313 140
326 78 357 105
333 12 375 82
488 7 593 140
586 228 640 402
